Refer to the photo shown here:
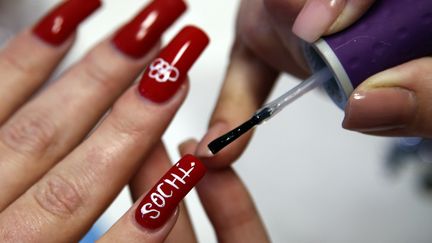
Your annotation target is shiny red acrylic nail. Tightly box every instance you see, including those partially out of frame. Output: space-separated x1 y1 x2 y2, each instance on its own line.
113 0 187 58
135 154 206 229
33 0 101 46
138 26 210 103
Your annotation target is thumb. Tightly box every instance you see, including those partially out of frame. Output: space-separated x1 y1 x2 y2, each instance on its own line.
342 57 432 137
292 0 375 42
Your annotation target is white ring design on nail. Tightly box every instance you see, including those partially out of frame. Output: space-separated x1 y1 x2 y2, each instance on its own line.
148 58 180 83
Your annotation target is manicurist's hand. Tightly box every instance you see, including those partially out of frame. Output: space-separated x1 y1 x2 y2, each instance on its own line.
194 0 432 168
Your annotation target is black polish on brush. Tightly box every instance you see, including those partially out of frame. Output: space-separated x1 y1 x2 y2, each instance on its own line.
208 107 273 154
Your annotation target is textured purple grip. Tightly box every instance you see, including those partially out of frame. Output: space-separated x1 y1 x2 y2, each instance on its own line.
324 0 432 89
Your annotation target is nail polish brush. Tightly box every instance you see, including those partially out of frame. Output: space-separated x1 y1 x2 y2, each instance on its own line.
208 0 432 154
208 68 332 154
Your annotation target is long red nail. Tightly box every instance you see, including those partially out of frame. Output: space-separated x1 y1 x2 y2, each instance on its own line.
135 155 206 229
138 26 210 103
113 0 187 58
33 0 101 46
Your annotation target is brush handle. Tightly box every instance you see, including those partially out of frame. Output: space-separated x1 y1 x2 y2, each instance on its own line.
304 0 432 108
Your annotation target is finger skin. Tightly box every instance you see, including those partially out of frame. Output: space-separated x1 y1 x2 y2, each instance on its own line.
0 0 187 210
344 57 432 137
181 140 269 243
0 39 159 211
129 142 197 243
198 170 270 243
237 0 309 76
0 84 188 242
0 30 72 123
196 41 278 168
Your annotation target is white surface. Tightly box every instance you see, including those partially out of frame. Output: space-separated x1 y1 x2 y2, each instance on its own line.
1 1 432 243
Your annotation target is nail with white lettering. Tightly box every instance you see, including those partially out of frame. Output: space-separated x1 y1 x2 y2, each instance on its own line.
135 154 206 229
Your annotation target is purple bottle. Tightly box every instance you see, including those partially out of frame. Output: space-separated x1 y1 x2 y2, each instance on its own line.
304 0 432 108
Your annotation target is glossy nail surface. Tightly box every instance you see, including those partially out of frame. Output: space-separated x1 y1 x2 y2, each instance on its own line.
343 88 417 132
33 0 101 45
113 0 187 58
138 26 210 103
135 154 206 229
292 0 343 42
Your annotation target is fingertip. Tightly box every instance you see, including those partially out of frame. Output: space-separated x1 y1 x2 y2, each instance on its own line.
292 0 345 42
195 122 235 169
292 0 376 42
195 122 229 158
326 0 376 35
178 138 199 156
194 122 256 169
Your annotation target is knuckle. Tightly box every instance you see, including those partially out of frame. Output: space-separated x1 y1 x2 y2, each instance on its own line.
80 51 117 92
237 2 278 52
109 104 146 141
0 50 33 76
33 174 84 218
0 111 56 155
237 19 265 52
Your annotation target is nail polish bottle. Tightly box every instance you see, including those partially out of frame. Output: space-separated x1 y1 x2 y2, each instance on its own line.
303 0 432 108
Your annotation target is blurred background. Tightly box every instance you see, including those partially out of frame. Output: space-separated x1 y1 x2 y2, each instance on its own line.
1 0 432 242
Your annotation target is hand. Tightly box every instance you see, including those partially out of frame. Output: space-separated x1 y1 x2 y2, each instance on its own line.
100 140 270 242
0 0 208 241
193 0 430 169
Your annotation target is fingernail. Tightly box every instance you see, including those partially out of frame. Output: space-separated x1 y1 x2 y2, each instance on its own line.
33 0 101 45
196 122 229 158
292 0 344 42
112 0 187 58
138 26 209 103
135 154 206 229
343 88 417 132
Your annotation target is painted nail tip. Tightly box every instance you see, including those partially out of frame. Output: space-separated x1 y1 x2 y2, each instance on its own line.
112 0 187 58
138 26 209 102
33 0 102 45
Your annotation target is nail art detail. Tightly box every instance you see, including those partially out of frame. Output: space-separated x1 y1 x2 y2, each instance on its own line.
135 155 206 229
138 26 210 103
33 0 101 46
113 0 187 58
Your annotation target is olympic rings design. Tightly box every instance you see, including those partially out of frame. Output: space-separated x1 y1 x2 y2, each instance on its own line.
148 58 180 83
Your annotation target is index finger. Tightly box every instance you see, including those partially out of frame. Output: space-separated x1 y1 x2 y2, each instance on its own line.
181 139 270 243
195 39 278 168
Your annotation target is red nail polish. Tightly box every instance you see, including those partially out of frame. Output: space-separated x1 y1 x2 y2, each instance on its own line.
33 0 101 46
138 26 210 103
135 155 206 229
113 0 187 58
